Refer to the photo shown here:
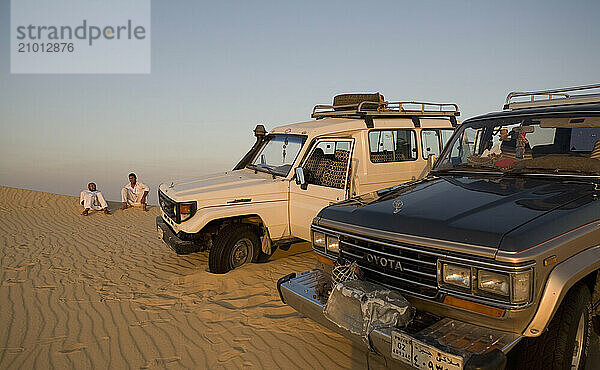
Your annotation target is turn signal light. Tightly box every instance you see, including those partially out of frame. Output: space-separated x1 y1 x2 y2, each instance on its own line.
544 255 558 266
443 296 505 318
178 202 197 222
316 254 334 266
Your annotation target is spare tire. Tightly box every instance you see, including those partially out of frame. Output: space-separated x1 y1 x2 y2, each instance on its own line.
333 93 384 111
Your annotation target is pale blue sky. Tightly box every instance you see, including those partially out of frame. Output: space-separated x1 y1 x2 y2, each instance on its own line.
1 0 599 202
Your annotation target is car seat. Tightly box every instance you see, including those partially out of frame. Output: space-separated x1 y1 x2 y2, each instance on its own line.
303 148 327 186
321 150 350 189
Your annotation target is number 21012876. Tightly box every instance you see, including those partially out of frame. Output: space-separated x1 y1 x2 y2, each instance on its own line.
18 43 74 53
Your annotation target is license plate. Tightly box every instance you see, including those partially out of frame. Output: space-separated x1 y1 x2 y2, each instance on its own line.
392 331 463 370
157 226 164 240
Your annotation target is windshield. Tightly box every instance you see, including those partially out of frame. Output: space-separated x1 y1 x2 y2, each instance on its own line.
435 115 600 176
248 135 306 176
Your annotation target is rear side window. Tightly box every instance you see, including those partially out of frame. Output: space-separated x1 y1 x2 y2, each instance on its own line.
368 130 417 163
422 129 454 159
440 129 454 148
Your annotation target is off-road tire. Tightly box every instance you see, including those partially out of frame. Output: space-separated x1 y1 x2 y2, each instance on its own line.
208 224 260 274
509 283 592 370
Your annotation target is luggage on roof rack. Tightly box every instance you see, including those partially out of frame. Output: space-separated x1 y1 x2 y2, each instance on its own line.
332 93 385 111
504 84 600 110
312 92 460 119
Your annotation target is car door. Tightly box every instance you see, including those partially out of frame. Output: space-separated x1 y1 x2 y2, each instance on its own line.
289 138 354 241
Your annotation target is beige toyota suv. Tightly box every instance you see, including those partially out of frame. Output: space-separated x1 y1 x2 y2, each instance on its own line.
156 93 459 273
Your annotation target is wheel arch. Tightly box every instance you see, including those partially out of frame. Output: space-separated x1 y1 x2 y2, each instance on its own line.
524 246 600 337
199 214 265 236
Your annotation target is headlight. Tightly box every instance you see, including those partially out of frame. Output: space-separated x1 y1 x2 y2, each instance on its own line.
478 270 509 297
326 235 339 254
440 260 533 305
178 202 196 222
511 270 532 303
312 231 326 248
442 263 471 289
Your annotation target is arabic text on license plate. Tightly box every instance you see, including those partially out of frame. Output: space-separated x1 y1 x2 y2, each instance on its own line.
391 331 463 370
157 226 164 240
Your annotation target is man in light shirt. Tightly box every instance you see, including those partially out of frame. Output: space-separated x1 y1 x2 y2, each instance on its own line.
121 173 150 211
80 182 110 216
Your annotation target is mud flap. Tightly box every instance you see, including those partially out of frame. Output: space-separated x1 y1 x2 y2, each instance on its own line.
323 279 414 346
261 227 272 255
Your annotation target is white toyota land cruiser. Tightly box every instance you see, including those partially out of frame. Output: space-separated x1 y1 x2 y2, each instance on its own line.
156 93 460 273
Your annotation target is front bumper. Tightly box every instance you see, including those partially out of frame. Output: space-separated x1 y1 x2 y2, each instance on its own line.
278 270 520 370
156 216 201 254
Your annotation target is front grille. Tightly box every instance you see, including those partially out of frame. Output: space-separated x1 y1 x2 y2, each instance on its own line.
339 233 440 299
158 190 177 221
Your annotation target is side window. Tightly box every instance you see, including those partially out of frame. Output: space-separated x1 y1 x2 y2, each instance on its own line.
421 130 441 159
368 130 417 163
440 129 454 149
302 140 352 189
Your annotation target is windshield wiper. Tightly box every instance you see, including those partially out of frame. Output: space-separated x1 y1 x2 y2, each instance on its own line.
433 165 502 175
247 164 281 177
504 167 599 177
351 197 368 206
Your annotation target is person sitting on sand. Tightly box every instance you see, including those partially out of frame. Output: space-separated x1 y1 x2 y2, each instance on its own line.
121 173 149 211
80 182 110 216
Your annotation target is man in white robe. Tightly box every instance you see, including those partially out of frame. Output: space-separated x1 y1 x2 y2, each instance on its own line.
80 182 110 216
121 173 150 211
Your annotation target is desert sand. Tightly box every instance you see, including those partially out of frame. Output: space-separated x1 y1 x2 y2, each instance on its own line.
0 186 379 369
1 186 598 369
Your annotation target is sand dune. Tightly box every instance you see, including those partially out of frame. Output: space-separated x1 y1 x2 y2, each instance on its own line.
2 186 598 369
0 186 380 369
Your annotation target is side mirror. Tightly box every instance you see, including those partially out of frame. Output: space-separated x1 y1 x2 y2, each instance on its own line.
295 167 307 190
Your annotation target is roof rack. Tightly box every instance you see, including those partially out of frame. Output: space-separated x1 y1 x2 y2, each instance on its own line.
312 93 460 120
504 84 600 110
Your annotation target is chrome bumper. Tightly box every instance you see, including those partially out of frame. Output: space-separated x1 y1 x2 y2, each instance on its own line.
278 270 521 370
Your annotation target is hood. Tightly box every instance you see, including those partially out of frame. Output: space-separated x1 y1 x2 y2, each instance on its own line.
159 168 288 205
317 175 596 249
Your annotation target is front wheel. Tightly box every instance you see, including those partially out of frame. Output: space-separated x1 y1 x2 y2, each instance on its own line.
208 224 260 274
509 283 592 370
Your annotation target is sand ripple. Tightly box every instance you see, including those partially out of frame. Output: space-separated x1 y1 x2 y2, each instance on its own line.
0 186 383 369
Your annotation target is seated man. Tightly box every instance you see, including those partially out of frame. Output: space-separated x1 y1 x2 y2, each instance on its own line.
499 128 516 156
121 172 149 211
481 139 501 157
80 182 110 216
500 127 532 159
